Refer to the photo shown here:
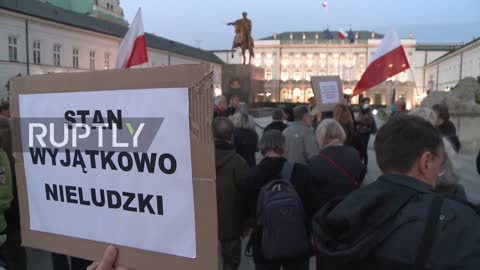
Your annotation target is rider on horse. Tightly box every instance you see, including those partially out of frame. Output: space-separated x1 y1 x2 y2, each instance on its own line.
228 12 255 64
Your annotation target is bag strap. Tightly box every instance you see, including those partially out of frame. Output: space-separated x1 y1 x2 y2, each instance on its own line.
413 196 444 270
279 161 294 181
318 153 359 188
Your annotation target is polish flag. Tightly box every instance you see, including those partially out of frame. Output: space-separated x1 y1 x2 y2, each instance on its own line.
353 28 410 96
338 28 348 40
116 8 148 69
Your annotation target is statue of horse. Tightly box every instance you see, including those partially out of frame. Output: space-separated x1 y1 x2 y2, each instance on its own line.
228 12 255 65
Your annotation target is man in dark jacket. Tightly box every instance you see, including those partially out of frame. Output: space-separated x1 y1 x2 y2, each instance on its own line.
237 130 314 270
313 115 480 270
433 104 461 152
264 109 288 133
213 117 249 270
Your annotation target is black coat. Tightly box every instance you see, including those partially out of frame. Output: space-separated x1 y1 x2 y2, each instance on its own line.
264 121 288 133
307 145 366 211
438 120 461 152
237 157 314 264
233 128 258 167
215 142 249 241
341 123 364 155
313 174 480 270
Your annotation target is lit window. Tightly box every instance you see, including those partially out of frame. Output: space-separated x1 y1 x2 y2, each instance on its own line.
266 53 272 59
104 52 110 69
292 88 303 103
281 88 292 102
90 50 96 70
330 68 339 76
281 59 289 67
265 69 272 81
399 71 408 82
281 69 289 81
8 35 18 62
53 44 61 66
306 69 313 81
33 41 41 64
295 54 301 59
305 88 314 100
73 48 79 68
294 69 301 81
307 54 313 58
358 70 365 80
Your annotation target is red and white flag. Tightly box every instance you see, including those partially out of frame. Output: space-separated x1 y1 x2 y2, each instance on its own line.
353 28 410 96
116 8 148 69
338 28 348 40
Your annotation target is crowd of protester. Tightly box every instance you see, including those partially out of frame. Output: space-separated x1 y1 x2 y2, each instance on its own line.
89 95 480 270
0 93 478 270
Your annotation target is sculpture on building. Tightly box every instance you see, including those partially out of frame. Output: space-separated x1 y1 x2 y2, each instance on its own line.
228 12 255 65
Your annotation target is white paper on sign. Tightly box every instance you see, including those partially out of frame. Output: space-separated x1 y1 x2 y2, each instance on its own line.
319 81 340 104
18 88 197 258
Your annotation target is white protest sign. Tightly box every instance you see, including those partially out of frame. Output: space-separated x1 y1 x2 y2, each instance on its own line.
18 88 196 258
319 81 340 104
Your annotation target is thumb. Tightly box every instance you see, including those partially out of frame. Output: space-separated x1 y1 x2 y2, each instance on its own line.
97 245 118 270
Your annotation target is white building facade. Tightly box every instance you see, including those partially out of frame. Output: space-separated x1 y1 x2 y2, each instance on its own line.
424 38 480 92
0 0 223 100
238 31 461 108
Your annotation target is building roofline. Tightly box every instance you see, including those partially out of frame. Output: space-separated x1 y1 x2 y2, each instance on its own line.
425 37 480 67
416 42 464 51
259 30 385 42
0 0 224 64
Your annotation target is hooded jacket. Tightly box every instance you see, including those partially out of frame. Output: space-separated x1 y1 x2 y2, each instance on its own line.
313 174 480 270
215 142 249 241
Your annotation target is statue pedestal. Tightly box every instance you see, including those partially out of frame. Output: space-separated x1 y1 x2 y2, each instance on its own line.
221 64 264 104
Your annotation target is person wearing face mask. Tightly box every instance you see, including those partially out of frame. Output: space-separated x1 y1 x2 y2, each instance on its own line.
390 99 407 118
312 115 480 270
355 98 377 165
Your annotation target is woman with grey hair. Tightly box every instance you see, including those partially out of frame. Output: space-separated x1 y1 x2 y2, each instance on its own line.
232 109 258 167
409 108 466 200
307 119 366 211
236 130 315 270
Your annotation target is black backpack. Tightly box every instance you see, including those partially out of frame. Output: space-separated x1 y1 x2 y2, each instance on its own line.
256 161 310 260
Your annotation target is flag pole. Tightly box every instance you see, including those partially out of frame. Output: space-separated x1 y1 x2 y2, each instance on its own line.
408 68 422 107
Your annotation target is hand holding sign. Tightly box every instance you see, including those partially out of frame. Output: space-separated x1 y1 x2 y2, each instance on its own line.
310 76 343 112
87 246 128 270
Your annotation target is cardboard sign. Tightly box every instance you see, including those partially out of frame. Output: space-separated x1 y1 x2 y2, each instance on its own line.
311 76 343 112
10 64 218 270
